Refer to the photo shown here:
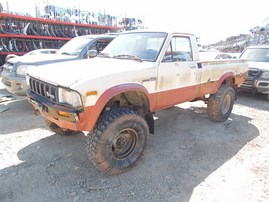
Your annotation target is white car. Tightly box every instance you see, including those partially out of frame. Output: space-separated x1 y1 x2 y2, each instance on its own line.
1 34 115 95
199 50 237 61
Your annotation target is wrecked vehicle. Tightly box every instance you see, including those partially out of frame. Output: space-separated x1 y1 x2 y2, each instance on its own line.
1 34 115 95
26 30 249 175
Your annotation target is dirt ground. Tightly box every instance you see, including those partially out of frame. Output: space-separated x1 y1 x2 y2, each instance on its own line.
0 80 269 202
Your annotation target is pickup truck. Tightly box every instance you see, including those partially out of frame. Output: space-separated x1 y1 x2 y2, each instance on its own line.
26 30 249 175
1 34 115 95
238 45 269 100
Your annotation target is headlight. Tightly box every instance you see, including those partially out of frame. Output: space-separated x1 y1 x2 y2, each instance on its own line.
260 71 269 79
3 63 14 72
26 74 30 86
16 64 37 77
58 88 82 108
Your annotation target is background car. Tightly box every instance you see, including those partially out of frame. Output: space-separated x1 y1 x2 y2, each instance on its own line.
1 34 116 95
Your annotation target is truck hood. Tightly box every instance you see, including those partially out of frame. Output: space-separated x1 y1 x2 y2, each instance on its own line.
28 57 155 87
9 54 77 65
248 62 269 71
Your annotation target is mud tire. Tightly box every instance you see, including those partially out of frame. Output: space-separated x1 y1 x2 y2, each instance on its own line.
45 119 76 136
86 108 149 175
207 85 235 122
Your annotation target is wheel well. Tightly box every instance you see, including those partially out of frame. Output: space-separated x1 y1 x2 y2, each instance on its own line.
221 77 237 100
104 91 149 110
104 91 154 134
223 77 235 86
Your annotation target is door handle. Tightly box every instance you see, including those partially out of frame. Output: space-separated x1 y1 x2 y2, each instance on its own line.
189 65 197 69
142 77 157 82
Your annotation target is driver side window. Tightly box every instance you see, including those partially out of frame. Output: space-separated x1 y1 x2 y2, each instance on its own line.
89 40 111 53
162 36 193 62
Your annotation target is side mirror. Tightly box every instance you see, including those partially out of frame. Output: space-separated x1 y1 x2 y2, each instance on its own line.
86 50 98 58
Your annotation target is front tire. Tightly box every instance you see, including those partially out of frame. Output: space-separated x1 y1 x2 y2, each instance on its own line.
207 85 235 122
86 108 149 175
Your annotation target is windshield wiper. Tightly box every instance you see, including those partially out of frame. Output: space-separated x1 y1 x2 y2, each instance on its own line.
98 52 110 58
113 54 142 62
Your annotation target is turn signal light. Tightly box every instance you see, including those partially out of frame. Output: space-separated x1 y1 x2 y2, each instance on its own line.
86 91 97 96
58 111 70 117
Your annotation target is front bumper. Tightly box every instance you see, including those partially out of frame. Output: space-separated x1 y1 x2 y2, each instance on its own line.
27 89 88 132
239 68 269 94
254 79 269 93
1 71 27 95
239 78 269 94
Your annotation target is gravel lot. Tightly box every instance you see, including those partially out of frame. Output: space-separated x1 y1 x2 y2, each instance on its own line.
0 80 269 202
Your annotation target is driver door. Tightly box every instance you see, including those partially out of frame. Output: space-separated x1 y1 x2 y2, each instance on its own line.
156 35 200 110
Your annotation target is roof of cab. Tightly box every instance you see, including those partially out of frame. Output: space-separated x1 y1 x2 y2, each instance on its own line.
119 29 195 37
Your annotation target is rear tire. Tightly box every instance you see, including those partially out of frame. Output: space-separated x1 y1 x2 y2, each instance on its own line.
45 119 76 136
207 85 235 122
86 108 149 175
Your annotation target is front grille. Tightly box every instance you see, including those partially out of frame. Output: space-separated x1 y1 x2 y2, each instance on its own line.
240 68 260 89
29 77 58 102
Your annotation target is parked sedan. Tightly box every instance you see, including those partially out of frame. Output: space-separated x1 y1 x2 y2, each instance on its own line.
199 50 237 61
1 34 116 95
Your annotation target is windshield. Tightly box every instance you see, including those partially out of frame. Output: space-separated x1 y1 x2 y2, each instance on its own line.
58 37 92 56
101 32 167 62
240 48 269 62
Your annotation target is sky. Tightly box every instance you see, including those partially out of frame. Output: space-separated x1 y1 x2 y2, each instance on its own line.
1 0 269 44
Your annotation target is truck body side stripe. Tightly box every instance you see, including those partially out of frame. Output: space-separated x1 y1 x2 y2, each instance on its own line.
33 71 248 132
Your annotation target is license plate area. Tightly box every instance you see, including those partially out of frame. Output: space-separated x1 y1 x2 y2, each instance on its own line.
29 98 43 112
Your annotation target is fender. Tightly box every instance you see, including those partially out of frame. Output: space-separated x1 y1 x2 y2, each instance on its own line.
214 72 237 92
216 72 236 87
215 70 248 88
197 72 236 97
83 83 155 132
